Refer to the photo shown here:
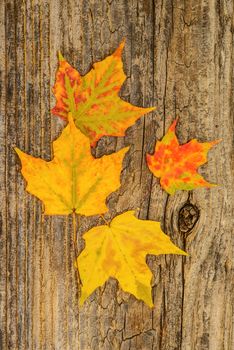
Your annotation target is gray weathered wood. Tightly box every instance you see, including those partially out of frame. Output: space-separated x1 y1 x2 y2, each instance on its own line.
0 0 233 349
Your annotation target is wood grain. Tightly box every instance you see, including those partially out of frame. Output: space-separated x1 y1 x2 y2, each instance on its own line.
0 0 233 349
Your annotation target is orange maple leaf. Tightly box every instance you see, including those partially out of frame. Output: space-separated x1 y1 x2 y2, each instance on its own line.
52 41 155 145
146 119 220 194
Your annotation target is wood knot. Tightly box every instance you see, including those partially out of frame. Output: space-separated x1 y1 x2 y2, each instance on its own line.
178 203 199 235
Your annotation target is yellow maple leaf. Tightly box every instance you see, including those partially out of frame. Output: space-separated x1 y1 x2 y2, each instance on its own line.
15 114 128 216
77 211 187 307
52 41 156 145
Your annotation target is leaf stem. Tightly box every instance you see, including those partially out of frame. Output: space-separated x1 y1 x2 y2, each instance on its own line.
72 211 82 288
100 214 110 227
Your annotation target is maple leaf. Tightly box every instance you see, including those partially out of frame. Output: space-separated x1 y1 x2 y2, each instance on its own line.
52 41 155 145
146 119 220 195
15 114 128 216
77 211 187 307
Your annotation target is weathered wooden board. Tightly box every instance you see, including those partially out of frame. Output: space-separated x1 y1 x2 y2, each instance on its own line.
0 1 233 349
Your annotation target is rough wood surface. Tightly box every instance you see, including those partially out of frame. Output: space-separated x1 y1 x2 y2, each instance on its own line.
0 1 233 349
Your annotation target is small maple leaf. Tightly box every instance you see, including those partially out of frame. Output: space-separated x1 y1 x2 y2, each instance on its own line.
146 119 220 195
52 41 155 145
15 114 128 216
77 211 187 307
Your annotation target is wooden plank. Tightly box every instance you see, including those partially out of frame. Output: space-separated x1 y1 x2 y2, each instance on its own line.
0 0 233 349
0 0 6 348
